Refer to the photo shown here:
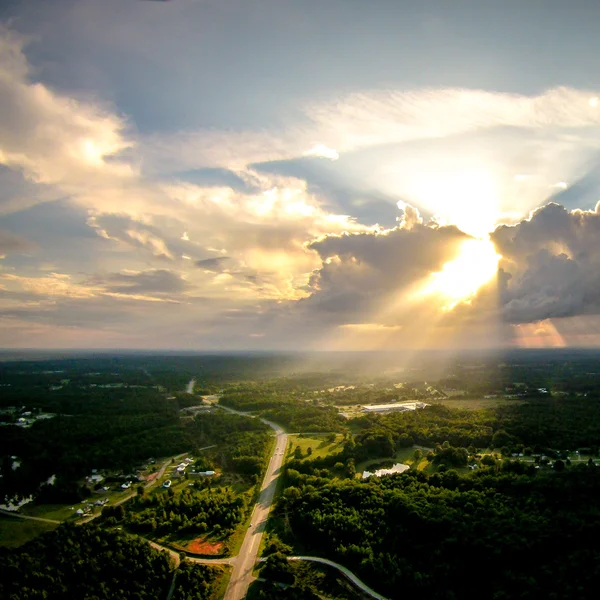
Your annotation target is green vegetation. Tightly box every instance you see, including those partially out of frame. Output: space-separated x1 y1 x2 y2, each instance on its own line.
288 434 344 460
220 384 346 432
252 535 360 600
277 468 600 599
0 516 58 548
190 411 272 480
171 561 223 600
5 351 600 598
104 485 246 549
0 523 177 600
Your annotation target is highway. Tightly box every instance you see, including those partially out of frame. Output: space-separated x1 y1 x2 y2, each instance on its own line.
216 405 288 600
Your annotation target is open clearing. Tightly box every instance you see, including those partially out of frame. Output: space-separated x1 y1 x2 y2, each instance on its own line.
356 446 420 474
187 537 225 555
0 515 58 548
288 433 344 459
20 503 78 522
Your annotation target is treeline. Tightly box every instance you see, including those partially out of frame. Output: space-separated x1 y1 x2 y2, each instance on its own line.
0 523 176 599
260 405 346 432
277 467 600 599
345 399 600 460
219 384 347 432
190 412 272 478
494 398 600 450
172 561 221 600
106 486 246 539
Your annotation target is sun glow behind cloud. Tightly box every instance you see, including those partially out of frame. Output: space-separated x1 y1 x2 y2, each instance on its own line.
418 238 501 311
401 169 501 238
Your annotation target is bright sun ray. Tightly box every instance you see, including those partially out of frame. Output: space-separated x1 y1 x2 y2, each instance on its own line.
419 238 501 310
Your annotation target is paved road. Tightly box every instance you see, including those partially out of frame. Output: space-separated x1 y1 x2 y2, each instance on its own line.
216 404 288 600
166 571 178 600
0 508 61 525
288 556 390 600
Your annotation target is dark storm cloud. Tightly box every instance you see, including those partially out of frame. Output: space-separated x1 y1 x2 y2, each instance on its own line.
492 202 600 323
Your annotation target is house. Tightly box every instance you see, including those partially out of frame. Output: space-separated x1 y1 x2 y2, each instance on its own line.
121 482 130 490
76 508 84 515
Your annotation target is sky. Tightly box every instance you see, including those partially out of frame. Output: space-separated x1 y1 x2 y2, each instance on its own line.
2 0 600 350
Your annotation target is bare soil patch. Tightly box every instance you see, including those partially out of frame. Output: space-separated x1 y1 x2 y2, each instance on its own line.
187 537 225 555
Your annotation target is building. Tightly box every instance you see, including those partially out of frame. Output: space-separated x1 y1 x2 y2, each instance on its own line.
362 401 427 414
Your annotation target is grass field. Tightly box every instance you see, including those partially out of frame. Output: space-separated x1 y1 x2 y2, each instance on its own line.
20 503 78 522
287 433 344 460
0 515 58 548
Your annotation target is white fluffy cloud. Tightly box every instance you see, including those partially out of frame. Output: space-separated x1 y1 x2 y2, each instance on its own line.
0 26 133 189
493 202 600 323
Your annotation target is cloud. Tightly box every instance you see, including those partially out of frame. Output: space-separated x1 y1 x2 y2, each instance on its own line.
0 26 134 190
0 230 33 255
195 257 231 272
144 86 600 173
0 271 98 299
303 144 339 161
297 214 469 325
91 269 189 296
87 213 182 261
492 202 600 322
5 17 600 349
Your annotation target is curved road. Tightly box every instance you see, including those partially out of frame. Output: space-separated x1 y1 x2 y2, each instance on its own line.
288 556 390 600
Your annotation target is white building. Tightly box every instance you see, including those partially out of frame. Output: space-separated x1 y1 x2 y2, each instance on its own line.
362 401 427 414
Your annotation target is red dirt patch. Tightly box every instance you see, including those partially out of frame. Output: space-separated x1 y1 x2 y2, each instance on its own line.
187 538 225 555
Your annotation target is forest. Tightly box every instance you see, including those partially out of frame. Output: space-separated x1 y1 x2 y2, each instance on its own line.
4 351 600 599
0 524 174 599
275 466 600 599
0 523 223 600
105 485 247 541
